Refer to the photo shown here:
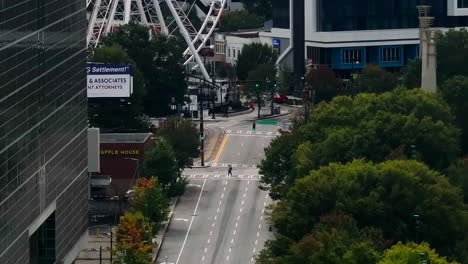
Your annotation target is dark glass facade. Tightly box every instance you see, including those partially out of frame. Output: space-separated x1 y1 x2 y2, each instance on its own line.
459 0 468 8
317 0 468 31
272 0 290 29
0 0 88 263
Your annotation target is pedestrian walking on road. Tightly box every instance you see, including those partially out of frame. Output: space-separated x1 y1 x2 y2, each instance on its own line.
228 165 233 177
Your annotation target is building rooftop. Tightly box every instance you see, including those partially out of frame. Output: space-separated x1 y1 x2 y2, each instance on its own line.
100 133 152 143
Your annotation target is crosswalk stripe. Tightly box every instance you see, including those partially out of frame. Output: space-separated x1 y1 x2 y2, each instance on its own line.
227 129 232 133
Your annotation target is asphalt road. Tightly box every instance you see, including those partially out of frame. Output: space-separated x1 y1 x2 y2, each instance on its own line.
156 110 293 264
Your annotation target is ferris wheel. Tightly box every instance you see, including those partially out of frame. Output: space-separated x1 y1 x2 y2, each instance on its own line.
86 0 226 81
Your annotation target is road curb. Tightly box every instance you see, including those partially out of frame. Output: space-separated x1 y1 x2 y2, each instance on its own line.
153 197 179 262
257 111 292 120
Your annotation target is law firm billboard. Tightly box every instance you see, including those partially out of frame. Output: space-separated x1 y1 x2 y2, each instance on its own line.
87 64 133 98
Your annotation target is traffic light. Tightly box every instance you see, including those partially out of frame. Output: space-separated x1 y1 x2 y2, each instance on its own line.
273 81 278 88
255 83 259 88
236 81 241 88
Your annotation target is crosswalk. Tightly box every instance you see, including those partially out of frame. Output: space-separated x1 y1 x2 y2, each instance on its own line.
226 130 281 136
193 162 258 168
184 174 262 181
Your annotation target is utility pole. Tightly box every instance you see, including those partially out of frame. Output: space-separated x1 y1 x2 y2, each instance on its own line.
200 81 205 166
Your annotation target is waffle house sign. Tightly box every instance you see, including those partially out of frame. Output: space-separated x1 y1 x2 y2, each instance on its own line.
100 149 140 155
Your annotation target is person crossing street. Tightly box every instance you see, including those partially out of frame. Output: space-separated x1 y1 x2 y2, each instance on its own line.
227 165 233 177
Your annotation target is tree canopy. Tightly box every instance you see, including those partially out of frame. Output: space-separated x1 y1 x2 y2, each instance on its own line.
260 88 460 200
379 242 460 264
219 10 263 32
142 139 184 197
269 160 468 261
358 64 398 94
131 178 169 235
436 28 468 85
440 75 468 154
258 215 384 264
236 43 277 81
305 66 342 102
156 116 199 168
103 23 187 117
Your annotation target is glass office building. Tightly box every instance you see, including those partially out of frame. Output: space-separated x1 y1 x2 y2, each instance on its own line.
0 1 88 264
270 0 468 74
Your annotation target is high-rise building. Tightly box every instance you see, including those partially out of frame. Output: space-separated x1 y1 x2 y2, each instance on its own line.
265 0 468 76
0 1 88 264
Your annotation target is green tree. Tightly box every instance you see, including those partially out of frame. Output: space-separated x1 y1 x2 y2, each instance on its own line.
115 212 153 264
259 215 384 264
260 88 460 200
446 158 468 204
440 75 468 153
259 131 300 200
271 160 468 260
131 178 169 235
401 58 421 89
436 28 468 85
142 139 185 197
103 23 188 116
305 66 342 102
219 10 263 32
358 64 398 93
244 64 277 117
241 0 272 19
378 242 460 264
236 43 278 81
88 45 151 131
156 116 199 168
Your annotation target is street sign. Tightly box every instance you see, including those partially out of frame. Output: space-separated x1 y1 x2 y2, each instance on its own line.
258 121 278 125
272 38 281 47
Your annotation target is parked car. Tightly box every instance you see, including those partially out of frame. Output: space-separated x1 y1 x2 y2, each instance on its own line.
273 94 289 104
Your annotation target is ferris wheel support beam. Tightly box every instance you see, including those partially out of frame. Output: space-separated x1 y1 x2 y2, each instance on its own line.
164 0 211 81
154 0 168 34
87 0 103 47
182 0 216 56
184 0 226 65
105 0 120 34
124 0 131 23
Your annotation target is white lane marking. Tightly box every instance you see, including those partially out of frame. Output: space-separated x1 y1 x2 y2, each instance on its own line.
253 248 256 253
176 179 207 264
212 223 215 228
231 238 234 244
214 215 217 220
203 174 209 178
239 208 243 213
210 231 213 236
256 131 262 135
242 200 244 205
204 248 208 253
207 238 211 244
233 230 236 235
243 193 246 198
237 216 240 221
221 193 224 199
242 164 248 168
258 224 261 229
247 180 250 185
251 257 255 262
219 200 222 205
267 131 272 135
257 232 260 237
202 256 205 262
260 216 263 221
232 164 238 167
255 240 258 245
227 255 230 261
214 174 220 178
227 129 232 133
174 218 189 222
264 202 267 206
235 222 238 228
237 130 242 134
217 208 220 213
246 131 252 135
276 132 281 136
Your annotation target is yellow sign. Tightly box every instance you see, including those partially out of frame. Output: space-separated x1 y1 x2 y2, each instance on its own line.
100 150 140 155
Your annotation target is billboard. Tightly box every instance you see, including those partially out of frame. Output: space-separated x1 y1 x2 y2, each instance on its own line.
87 64 133 98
